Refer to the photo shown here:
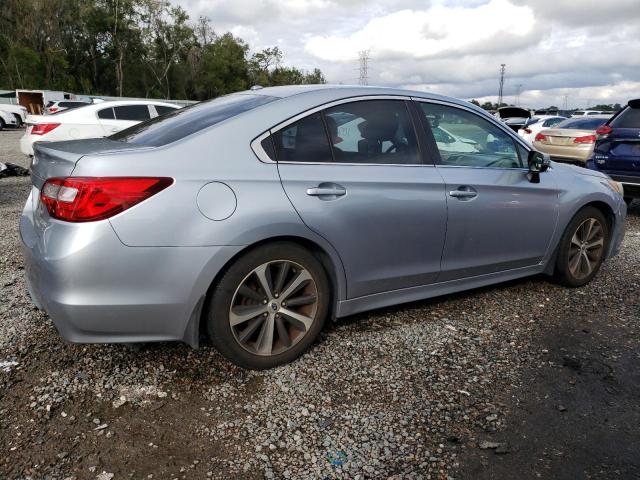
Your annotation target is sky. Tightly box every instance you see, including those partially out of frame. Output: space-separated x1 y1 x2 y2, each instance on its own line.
181 0 640 108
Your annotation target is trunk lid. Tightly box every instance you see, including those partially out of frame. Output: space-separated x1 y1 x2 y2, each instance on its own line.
538 128 594 146
30 138 152 188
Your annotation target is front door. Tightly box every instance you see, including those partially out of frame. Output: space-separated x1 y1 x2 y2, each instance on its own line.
275 98 447 298
415 100 559 281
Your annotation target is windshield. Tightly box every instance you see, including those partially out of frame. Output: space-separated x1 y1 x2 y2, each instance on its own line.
110 94 277 146
555 117 608 130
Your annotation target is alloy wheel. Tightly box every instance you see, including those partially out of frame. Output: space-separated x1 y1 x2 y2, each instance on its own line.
568 217 605 280
229 260 319 356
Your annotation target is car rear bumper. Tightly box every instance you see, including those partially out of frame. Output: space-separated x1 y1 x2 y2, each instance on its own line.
534 143 593 163
19 134 36 156
20 191 242 345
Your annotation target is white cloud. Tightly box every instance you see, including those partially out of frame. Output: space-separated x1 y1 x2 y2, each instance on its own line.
305 0 536 61
180 0 640 107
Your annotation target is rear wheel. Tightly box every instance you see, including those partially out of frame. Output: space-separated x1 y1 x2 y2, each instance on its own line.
0 118 5 130
553 207 609 287
207 242 330 369
12 114 22 128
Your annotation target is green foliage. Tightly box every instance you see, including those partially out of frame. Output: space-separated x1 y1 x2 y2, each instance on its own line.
0 0 325 100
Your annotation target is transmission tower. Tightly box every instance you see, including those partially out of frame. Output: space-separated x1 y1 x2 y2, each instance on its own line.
498 64 506 107
562 94 569 110
514 84 523 106
358 50 370 86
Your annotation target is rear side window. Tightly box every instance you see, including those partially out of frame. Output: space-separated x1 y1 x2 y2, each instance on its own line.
273 113 332 163
324 100 421 164
154 105 178 116
610 107 640 129
97 107 115 119
111 94 277 146
59 101 85 108
113 105 151 121
542 117 564 127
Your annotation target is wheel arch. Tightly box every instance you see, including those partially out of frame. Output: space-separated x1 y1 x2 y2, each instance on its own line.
194 235 347 344
545 198 618 276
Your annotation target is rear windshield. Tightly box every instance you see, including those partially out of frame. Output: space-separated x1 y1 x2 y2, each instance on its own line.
555 117 608 130
111 94 277 146
610 106 640 129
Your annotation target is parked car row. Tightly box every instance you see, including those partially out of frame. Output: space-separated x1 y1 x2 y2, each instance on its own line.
0 104 28 128
20 100 181 156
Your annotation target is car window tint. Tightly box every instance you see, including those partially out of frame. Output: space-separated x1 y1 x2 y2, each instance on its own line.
97 107 115 119
154 105 178 116
556 118 607 129
543 118 564 127
419 103 522 168
323 100 420 164
260 135 276 161
111 94 276 146
113 105 151 121
610 107 640 129
273 113 332 163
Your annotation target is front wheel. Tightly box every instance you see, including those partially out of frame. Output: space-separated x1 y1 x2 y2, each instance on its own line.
207 242 330 369
553 207 609 287
13 114 22 128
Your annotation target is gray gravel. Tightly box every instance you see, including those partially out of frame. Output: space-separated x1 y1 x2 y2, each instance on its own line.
0 128 638 479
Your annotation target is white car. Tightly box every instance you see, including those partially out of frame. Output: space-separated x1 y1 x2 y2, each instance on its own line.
571 110 609 117
20 100 181 156
0 104 28 127
0 110 18 129
518 115 566 144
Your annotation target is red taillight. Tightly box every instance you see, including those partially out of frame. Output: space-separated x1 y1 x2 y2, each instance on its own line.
535 133 547 142
595 125 612 138
524 128 532 134
48 107 59 113
31 123 61 135
573 134 596 144
40 177 173 222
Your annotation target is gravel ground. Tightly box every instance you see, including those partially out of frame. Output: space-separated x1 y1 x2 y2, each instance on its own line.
1 128 638 479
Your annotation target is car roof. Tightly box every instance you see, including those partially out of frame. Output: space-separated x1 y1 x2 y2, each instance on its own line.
233 84 496 124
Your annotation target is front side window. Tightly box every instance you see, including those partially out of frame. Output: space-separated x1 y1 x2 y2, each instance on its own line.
113 105 151 121
419 102 522 168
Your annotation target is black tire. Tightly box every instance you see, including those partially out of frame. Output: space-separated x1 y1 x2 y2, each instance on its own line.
0 118 5 131
13 114 22 128
207 242 330 369
553 206 609 287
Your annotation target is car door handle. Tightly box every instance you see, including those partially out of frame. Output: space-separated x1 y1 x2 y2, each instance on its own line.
449 187 477 200
306 185 346 197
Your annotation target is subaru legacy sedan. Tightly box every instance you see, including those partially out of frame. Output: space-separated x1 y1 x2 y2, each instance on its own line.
20 86 626 369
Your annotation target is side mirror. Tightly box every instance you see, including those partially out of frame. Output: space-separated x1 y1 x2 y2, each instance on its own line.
527 150 550 183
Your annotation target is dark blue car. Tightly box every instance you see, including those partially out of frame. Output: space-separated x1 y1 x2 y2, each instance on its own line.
587 99 640 203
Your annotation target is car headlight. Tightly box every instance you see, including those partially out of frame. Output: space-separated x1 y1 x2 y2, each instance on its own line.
605 179 624 196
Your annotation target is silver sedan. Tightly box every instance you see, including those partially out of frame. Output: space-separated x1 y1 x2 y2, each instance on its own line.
20 85 626 369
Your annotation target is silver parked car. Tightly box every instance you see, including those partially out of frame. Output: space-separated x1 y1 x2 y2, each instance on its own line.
20 85 626 369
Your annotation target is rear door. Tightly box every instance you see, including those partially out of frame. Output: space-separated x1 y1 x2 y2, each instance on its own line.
272 97 448 299
596 105 640 173
97 104 152 135
415 100 559 280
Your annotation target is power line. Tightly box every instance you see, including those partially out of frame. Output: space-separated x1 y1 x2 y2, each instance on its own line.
358 50 370 86
498 64 506 107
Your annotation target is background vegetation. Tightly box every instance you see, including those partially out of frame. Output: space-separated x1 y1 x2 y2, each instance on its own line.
0 0 326 100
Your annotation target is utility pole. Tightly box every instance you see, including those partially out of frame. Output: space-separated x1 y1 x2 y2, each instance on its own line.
562 94 569 110
498 64 506 107
358 50 370 86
